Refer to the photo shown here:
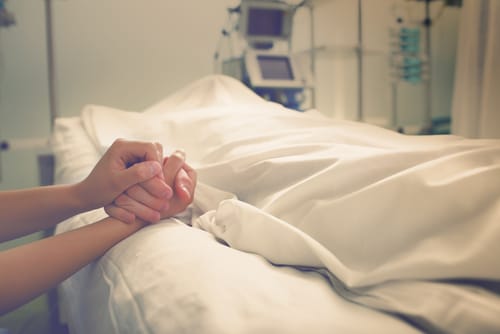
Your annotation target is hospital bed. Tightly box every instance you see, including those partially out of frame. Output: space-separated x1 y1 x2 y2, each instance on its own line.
50 75 500 334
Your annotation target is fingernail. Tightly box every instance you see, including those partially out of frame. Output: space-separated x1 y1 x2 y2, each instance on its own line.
180 185 191 199
155 142 163 162
173 149 186 161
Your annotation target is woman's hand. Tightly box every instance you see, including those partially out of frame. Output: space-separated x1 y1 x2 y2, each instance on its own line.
75 139 170 214
105 150 197 223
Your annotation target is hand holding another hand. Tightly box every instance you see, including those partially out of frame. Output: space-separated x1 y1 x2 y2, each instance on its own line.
105 149 197 224
76 139 166 213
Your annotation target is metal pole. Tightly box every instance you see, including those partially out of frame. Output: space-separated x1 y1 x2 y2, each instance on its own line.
422 0 432 134
357 0 363 121
309 2 316 109
45 0 57 130
391 81 396 128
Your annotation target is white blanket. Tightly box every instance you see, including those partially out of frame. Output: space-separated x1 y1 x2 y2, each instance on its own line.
76 75 500 333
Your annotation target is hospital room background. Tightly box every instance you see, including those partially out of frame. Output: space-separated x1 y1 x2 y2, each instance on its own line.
0 0 499 332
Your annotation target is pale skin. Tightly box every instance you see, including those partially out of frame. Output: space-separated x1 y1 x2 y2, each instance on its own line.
0 139 197 315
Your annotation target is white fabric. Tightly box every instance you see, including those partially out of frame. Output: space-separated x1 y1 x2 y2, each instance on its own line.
451 0 500 139
53 75 500 334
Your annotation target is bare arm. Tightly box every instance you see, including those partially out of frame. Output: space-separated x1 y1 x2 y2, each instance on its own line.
0 139 168 242
0 216 145 315
0 184 89 242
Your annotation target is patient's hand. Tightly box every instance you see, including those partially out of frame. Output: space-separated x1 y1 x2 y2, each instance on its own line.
105 150 197 223
158 150 197 219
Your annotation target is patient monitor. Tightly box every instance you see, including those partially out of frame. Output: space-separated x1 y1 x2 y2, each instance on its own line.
245 50 302 87
239 0 293 47
223 50 305 110
220 0 308 110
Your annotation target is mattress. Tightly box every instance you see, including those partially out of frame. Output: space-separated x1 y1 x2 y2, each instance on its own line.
51 75 500 334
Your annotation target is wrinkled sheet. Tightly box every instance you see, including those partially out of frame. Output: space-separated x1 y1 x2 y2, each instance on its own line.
54 75 500 334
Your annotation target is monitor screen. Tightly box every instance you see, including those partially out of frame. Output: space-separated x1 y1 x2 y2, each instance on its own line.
257 55 294 80
247 8 285 37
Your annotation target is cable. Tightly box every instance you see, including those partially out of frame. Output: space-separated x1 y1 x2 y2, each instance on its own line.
213 8 240 73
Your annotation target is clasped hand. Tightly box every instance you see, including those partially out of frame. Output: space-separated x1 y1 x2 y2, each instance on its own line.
107 149 196 224
79 139 197 224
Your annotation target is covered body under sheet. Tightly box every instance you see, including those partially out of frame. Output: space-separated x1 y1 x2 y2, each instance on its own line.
52 75 500 334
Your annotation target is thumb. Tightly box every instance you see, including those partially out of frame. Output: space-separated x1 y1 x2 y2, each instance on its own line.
118 160 162 189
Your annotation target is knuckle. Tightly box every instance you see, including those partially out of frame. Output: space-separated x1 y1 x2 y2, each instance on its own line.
136 164 152 180
114 194 131 207
151 199 167 211
143 142 157 157
104 205 113 215
128 164 148 181
126 184 141 197
113 138 126 148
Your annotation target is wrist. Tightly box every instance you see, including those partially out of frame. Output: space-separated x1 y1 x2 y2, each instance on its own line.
103 216 147 235
70 181 95 213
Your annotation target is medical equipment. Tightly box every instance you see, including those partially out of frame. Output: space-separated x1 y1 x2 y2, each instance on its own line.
390 26 425 84
223 49 305 110
389 0 450 134
389 18 429 133
217 0 312 110
239 0 293 47
0 0 15 27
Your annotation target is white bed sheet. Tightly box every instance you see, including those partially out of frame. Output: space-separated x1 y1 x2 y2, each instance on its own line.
52 75 500 334
52 120 419 334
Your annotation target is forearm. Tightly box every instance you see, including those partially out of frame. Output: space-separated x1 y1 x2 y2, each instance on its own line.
0 216 144 315
0 183 89 241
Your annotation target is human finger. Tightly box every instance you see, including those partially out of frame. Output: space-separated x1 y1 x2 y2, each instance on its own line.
154 142 163 161
182 161 197 187
114 193 163 223
136 176 173 200
156 161 197 218
126 183 170 212
104 204 136 224
109 139 163 166
163 150 186 186
153 142 165 180
117 160 163 193
174 162 197 203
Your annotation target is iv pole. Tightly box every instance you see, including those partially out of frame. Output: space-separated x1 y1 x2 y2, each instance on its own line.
421 0 433 134
45 0 58 129
0 0 16 182
356 0 363 121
